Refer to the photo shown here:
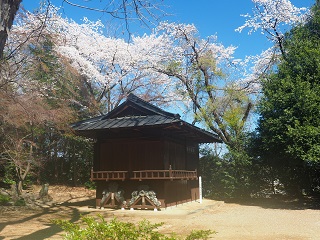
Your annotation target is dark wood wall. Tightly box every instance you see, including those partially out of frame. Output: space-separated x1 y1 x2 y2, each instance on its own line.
164 141 186 169
164 140 199 170
99 139 164 171
95 137 200 172
186 142 199 170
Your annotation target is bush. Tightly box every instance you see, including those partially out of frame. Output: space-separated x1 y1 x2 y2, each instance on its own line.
84 180 96 190
14 198 26 206
53 215 215 240
0 193 10 205
185 230 216 240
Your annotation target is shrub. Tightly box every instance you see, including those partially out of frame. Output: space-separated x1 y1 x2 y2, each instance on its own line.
84 181 96 190
14 198 26 206
0 193 10 205
53 215 215 240
185 230 216 240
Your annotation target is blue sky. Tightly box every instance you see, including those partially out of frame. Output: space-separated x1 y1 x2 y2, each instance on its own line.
21 0 315 60
167 0 315 58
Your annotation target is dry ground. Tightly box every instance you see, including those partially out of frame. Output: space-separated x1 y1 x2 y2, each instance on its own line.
1 186 320 239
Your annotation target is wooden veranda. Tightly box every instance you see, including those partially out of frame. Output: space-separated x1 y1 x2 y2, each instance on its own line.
90 166 198 181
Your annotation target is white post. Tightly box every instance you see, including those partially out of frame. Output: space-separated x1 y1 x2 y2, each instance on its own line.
199 176 203 204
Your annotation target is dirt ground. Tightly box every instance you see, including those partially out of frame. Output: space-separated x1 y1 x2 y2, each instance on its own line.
1 186 320 240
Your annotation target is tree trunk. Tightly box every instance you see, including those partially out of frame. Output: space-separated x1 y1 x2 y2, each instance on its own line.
15 160 30 195
38 183 49 198
0 0 22 59
72 143 77 186
10 183 19 200
17 180 23 194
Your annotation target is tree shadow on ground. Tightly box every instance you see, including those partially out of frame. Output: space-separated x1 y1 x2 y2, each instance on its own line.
59 197 96 208
0 198 95 240
11 207 83 240
222 195 320 210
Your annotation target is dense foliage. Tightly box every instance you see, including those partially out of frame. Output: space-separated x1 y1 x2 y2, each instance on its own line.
254 2 320 195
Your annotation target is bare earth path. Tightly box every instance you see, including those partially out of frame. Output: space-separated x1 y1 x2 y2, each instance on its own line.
0 186 320 239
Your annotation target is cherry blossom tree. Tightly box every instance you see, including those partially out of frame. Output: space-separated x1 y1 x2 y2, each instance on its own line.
58 24 171 110
239 47 279 93
0 0 166 59
6 4 175 113
132 22 256 196
33 8 176 111
235 0 310 91
236 0 309 57
139 22 253 147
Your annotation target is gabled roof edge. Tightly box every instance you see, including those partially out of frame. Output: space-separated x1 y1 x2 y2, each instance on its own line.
102 93 180 120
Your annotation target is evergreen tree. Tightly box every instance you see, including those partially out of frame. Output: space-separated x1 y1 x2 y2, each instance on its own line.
255 2 320 195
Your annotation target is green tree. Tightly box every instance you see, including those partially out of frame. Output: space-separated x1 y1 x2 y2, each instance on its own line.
0 34 95 190
255 2 320 195
23 37 96 186
200 133 253 199
199 150 236 198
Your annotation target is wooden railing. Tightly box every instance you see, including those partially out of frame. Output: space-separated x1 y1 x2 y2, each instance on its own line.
131 170 197 180
91 169 128 181
132 170 170 180
170 170 198 179
91 166 197 181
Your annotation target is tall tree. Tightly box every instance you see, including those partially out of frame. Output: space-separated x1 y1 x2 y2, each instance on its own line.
0 18 94 190
255 2 320 194
140 22 255 197
9 7 174 113
146 22 253 149
50 14 174 112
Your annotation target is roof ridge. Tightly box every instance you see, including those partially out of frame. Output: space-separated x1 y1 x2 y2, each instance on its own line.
127 93 180 119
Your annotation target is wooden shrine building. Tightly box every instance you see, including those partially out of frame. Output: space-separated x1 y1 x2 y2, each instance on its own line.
72 94 221 209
